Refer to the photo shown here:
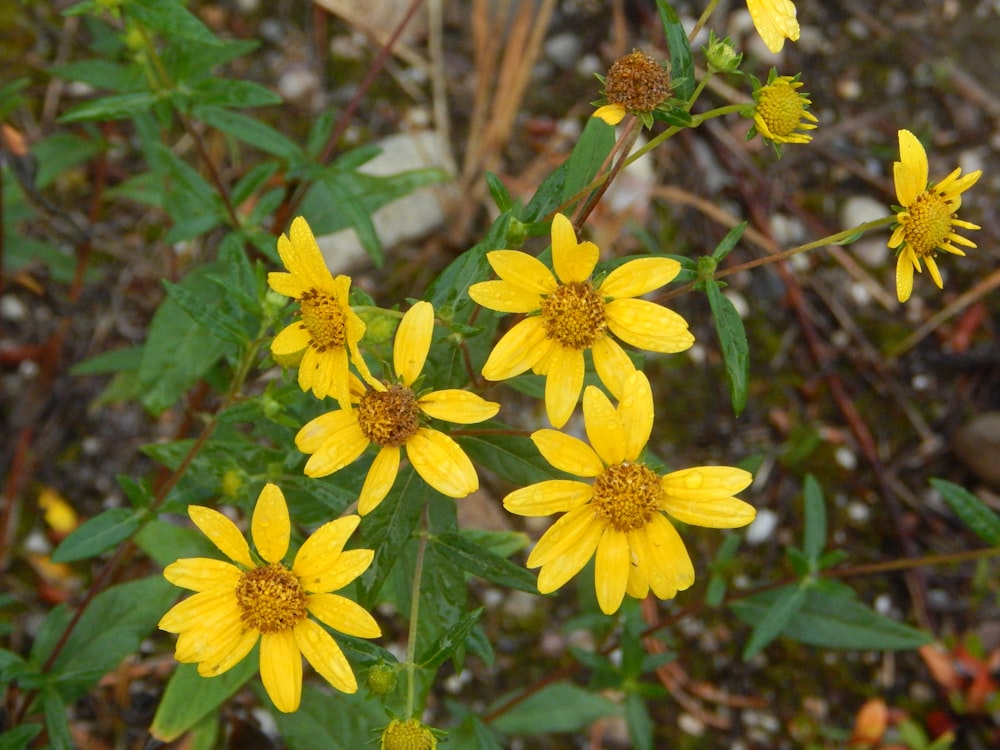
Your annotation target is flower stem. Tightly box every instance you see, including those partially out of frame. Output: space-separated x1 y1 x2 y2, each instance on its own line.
404 501 431 718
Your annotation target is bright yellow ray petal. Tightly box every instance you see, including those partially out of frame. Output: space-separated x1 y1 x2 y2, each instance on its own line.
298 414 370 478
407 427 479 498
251 483 290 564
747 0 800 54
527 505 602 569
307 593 382 638
271 322 311 356
281 216 335 292
300 548 374 593
605 299 694 352
163 558 242 592
591 336 636 401
188 506 254 568
533 512 604 593
418 389 500 424
481 318 551 380
593 103 626 126
484 250 557 295
924 255 943 289
894 130 927 206
260 630 303 713
661 466 754 502
896 251 915 303
597 257 681 299
294 618 358 693
293 515 361 587
625 556 649 600
267 270 307 299
531 429 604 477
159 588 240 633
543 345 584 429
503 479 594 516
193 623 258 678
594 528 631 614
358 447 400 515
619 370 654 462
551 213 599 283
468 279 544 313
582 386 625 466
628 514 694 600
395 301 434 386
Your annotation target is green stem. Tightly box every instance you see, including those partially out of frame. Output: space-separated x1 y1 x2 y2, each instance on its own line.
404 502 431 718
689 0 721 43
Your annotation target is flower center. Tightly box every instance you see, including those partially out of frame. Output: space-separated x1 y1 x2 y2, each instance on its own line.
604 50 671 113
591 463 662 533
902 190 955 258
756 81 805 138
234 563 308 634
381 719 435 750
357 384 421 447
299 289 348 351
539 281 607 350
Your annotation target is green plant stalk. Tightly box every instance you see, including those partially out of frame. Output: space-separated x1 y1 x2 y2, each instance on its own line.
690 0 722 43
404 503 431 718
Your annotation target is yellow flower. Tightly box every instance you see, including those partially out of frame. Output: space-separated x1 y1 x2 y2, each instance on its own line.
158 484 380 713
751 73 817 145
504 371 755 615
747 0 800 54
296 301 500 515
269 216 372 407
592 49 671 127
469 213 693 429
889 129 982 303
381 718 438 750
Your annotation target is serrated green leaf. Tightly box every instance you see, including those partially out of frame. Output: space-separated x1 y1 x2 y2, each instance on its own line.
489 682 620 735
657 0 695 101
431 531 537 593
416 607 485 670
51 508 142 563
802 474 826 561
59 91 160 123
731 587 931 651
194 105 303 160
150 659 258 742
931 478 1000 545
742 584 808 659
125 0 221 46
705 281 749 415
163 278 248 347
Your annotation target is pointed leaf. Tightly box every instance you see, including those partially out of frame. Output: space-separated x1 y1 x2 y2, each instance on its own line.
705 280 749 415
931 478 1000 545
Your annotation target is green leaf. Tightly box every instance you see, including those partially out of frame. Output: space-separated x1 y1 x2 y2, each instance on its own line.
416 607 485 670
490 682 620 735
136 263 232 415
59 91 160 123
231 162 280 208
625 691 654 750
187 78 281 109
705 280 749 415
194 105 303 160
431 531 537 593
0 725 41 750
51 508 142 563
42 684 74 750
70 345 143 376
657 0 695 101
322 174 383 266
485 171 514 212
742 584 808 659
162 278 249 347
448 710 506 750
559 116 616 213
49 59 143 92
33 577 178 702
731 587 932 651
802 474 826 561
125 0 221 46
712 222 747 262
271 684 386 750
32 132 105 189
931 478 1000 546
150 658 259 742
458 424 561 487
134 517 217 567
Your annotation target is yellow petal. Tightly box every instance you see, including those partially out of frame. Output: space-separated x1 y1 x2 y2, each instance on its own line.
418 389 500 424
159 588 239 633
307 593 382 638
503 479 594 516
267 270 306 299
280 216 335 292
252 483 290 564
532 509 603 592
924 255 943 289
163 558 242 592
594 528 631 614
582 386 625 466
188 506 253 568
527 505 601 568
619 370 654 462
294 618 358 693
271 322 311 356
260 630 302 713
551 213 598 284
895 251 915 303
592 103 626 126
484 250 557 295
297 411 370 477
746 0 800 54
543 345 584 429
300 548 374 593
626 556 649 600
605 299 694 352
894 130 927 207
661 466 754 502
628 515 693 600
293 515 361 588
358 446 400 515
591 336 636 402
597 257 680 299
531 429 604 477
407 427 479 498
297 345 350 404
468 280 544 314
192 622 258 678
395 301 434 386
481 318 551 380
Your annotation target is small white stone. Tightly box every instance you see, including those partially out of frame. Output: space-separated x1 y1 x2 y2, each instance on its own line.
745 508 778 545
0 295 28 321
544 32 581 70
834 445 857 470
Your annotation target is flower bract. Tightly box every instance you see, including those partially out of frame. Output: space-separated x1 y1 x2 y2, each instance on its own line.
747 0 800 54
268 216 372 407
469 213 693 428
889 129 982 303
503 370 755 614
158 483 380 713
295 301 500 515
